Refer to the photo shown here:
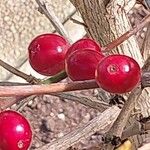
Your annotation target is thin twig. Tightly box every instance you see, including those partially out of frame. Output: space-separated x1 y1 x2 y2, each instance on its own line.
35 0 73 43
0 82 29 86
0 57 68 85
70 18 87 27
51 93 109 111
0 71 150 97
103 87 142 149
5 55 27 81
106 87 142 136
15 95 36 111
122 120 150 139
102 13 150 52
0 96 28 110
62 10 77 25
0 80 98 97
0 59 40 84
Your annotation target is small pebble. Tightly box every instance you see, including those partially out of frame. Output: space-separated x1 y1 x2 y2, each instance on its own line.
37 103 41 109
34 142 40 148
140 32 145 38
143 27 147 32
57 132 64 138
46 117 56 131
27 100 33 106
130 17 134 23
93 89 99 96
57 113 65 121
50 112 55 117
128 10 133 15
41 104 47 114
58 108 64 113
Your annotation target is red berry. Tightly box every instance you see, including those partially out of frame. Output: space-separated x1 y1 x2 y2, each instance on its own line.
0 110 32 150
28 33 70 76
66 38 102 58
65 49 104 81
95 55 141 94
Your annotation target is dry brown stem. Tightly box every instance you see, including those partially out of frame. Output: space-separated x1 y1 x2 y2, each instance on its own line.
0 59 40 84
0 71 149 97
51 93 109 112
35 0 72 43
103 13 150 52
102 87 142 150
0 80 98 97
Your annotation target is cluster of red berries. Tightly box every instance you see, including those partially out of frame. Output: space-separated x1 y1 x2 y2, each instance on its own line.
0 34 141 150
28 33 141 94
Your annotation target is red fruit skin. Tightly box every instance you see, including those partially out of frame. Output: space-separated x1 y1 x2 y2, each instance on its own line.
65 49 104 81
0 110 32 150
66 38 102 58
28 33 70 76
95 55 141 94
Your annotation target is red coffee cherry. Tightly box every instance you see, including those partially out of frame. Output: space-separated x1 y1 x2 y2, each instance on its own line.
0 110 32 150
66 38 102 58
65 49 104 81
28 33 70 76
95 55 141 94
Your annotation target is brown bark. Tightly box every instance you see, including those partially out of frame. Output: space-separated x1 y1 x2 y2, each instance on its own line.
70 0 115 46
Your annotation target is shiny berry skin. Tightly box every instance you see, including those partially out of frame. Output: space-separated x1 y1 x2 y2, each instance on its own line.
0 110 32 150
66 38 102 58
28 33 70 76
95 55 141 94
65 49 104 81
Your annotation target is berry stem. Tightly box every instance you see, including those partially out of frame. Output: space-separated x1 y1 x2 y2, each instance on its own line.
0 58 68 84
42 71 67 84
0 59 40 84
